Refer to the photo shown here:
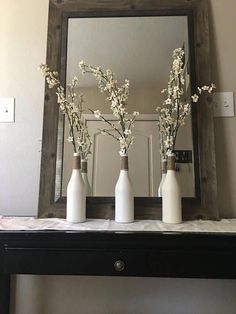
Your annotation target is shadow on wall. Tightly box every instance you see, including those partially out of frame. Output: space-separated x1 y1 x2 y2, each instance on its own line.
11 275 236 314
11 275 45 314
208 0 236 218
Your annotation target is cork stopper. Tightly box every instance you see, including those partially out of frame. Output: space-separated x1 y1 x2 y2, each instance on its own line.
81 160 87 173
73 153 81 170
167 155 175 171
162 159 167 174
120 156 128 170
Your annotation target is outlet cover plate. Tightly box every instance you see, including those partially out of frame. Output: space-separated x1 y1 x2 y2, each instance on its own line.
0 98 15 122
212 92 235 117
174 150 192 163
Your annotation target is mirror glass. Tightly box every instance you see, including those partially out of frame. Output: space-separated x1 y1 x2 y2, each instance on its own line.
61 16 195 197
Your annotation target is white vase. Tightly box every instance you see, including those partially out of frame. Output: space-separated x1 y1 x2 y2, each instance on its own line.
162 155 182 224
66 153 86 223
81 159 92 196
115 156 134 223
158 159 167 197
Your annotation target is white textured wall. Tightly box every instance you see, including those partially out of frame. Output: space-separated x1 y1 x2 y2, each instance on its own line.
0 0 48 216
209 0 236 217
12 275 236 314
0 1 236 314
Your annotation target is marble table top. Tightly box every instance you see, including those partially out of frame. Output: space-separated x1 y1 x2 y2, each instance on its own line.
0 217 236 233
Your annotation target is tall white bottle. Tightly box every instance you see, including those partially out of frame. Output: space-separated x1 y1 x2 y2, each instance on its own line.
115 155 134 223
158 159 167 197
66 153 86 223
81 159 92 196
162 154 182 224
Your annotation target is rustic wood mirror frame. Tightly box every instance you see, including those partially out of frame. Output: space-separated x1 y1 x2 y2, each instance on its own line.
38 0 219 220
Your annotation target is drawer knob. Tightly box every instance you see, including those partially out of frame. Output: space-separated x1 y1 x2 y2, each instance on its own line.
114 260 125 272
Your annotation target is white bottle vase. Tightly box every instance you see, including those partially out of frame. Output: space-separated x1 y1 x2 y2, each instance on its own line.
66 153 86 223
115 156 134 223
81 159 92 196
162 155 182 224
158 159 167 197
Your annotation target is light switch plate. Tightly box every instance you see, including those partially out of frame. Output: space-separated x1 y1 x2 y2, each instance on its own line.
212 92 235 117
0 98 15 122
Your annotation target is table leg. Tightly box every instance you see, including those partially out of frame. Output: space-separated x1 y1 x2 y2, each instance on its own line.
0 274 10 314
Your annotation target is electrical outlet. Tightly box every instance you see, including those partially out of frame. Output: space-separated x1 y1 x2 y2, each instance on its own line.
0 98 15 122
212 92 235 117
174 150 192 163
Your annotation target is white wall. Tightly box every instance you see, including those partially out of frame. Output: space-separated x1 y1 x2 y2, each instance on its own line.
0 0 48 216
209 0 236 218
12 275 236 314
0 1 236 314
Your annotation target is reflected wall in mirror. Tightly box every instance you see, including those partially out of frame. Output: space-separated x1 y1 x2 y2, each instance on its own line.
62 16 195 197
38 0 218 220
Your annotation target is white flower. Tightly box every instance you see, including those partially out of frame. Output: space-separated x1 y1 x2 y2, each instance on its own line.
70 103 78 114
197 87 202 94
208 84 216 93
183 103 190 113
124 129 131 135
67 136 73 142
165 98 172 105
106 69 112 76
191 94 199 103
164 136 173 148
133 111 139 116
119 149 126 157
79 60 85 68
72 76 78 85
94 110 101 118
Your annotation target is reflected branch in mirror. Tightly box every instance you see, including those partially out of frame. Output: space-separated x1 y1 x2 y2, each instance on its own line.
79 62 139 157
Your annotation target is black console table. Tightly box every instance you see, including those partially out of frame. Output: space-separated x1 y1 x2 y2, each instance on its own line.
0 230 236 314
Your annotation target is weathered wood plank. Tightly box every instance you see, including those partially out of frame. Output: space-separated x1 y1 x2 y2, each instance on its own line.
194 0 218 219
38 1 62 215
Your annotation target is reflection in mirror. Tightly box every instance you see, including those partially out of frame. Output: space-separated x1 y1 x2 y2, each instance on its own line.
62 16 195 198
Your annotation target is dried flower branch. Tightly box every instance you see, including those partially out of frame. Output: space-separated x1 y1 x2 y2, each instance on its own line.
156 48 216 158
79 61 139 156
39 64 92 160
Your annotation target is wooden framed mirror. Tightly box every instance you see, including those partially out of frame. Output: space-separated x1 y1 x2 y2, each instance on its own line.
38 0 218 220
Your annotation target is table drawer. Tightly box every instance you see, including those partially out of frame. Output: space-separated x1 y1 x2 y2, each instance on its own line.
3 247 236 278
3 247 150 276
